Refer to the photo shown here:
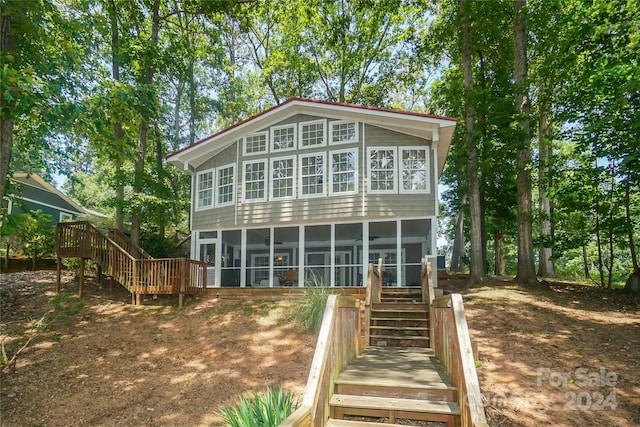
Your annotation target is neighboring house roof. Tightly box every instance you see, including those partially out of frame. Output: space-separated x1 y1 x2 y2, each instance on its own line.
167 97 457 177
10 173 106 218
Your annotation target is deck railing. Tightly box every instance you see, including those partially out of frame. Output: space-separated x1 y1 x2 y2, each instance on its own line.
363 259 383 348
109 228 153 260
281 295 362 427
55 222 206 305
430 293 489 427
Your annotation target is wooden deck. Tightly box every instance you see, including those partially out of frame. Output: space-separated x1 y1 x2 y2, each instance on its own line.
336 346 455 393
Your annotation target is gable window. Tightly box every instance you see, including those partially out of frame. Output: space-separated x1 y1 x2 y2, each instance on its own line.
368 147 396 193
271 156 296 200
400 147 430 193
244 132 268 155
271 124 296 151
244 161 267 202
299 120 326 147
216 164 235 206
329 120 358 144
196 169 214 210
60 212 73 222
330 149 358 195
299 153 325 198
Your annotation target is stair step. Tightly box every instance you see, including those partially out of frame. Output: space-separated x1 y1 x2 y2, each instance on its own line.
370 335 429 341
335 383 457 402
331 394 460 421
370 326 428 331
326 419 408 427
370 317 428 322
373 302 428 309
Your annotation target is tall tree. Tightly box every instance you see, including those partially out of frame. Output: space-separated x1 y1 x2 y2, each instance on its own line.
512 0 537 284
459 0 484 284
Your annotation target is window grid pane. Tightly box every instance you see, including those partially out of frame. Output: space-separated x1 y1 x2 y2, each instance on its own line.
245 134 266 154
332 122 356 143
370 149 395 191
402 149 427 191
217 166 234 205
301 155 324 195
301 123 324 146
332 151 356 193
273 127 295 150
272 158 295 198
244 162 266 200
197 171 213 208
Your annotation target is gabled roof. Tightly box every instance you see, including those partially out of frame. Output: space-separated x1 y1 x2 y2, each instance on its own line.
167 98 457 177
11 173 106 218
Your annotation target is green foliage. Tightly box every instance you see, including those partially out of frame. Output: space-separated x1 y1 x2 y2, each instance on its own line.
292 272 329 333
217 386 298 427
15 210 55 269
141 232 177 258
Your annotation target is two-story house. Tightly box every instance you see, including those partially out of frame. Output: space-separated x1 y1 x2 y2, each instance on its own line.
167 98 456 288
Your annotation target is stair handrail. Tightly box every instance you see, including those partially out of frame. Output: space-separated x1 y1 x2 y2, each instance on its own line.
421 257 434 305
430 293 489 427
363 260 383 348
109 228 153 260
281 295 362 427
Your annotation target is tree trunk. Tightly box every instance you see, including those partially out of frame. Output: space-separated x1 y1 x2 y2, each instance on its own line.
130 0 160 246
450 204 466 272
109 0 125 231
624 178 639 273
0 8 20 203
494 230 506 276
537 104 555 277
460 0 484 284
188 60 196 145
513 0 537 285
582 244 591 279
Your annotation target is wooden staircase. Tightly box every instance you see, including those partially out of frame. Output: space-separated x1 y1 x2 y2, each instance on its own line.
54 221 206 307
327 287 460 426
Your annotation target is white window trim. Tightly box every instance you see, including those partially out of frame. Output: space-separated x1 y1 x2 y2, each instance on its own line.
215 163 235 207
270 124 297 152
195 168 215 211
367 147 397 194
329 148 359 196
329 120 359 145
270 155 297 200
399 146 430 194
59 211 74 222
243 160 268 203
243 132 269 156
298 152 326 199
298 119 327 148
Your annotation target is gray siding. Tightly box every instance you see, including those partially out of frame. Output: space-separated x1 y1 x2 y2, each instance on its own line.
192 116 437 231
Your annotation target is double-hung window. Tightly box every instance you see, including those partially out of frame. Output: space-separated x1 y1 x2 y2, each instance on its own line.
329 120 358 144
216 164 235 206
244 160 267 202
299 153 325 198
196 169 214 210
299 120 326 147
368 147 396 193
400 147 429 193
330 149 358 195
244 132 268 156
271 124 296 151
271 156 296 200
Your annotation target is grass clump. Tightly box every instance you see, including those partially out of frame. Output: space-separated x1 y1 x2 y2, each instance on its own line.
217 386 298 427
291 271 329 333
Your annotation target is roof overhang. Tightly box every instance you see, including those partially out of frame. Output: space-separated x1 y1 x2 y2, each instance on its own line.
167 98 457 177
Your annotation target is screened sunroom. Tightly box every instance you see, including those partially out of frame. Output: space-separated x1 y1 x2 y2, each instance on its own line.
194 218 437 288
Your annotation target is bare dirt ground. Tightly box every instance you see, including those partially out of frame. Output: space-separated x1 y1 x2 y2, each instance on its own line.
0 271 316 427
1 271 639 427
439 274 640 427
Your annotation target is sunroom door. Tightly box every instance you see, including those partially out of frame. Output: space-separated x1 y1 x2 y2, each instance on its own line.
199 242 216 288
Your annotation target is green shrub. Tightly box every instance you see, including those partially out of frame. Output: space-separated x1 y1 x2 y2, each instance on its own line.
292 271 329 333
217 386 298 427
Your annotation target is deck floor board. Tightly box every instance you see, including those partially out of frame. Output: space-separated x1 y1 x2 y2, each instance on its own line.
336 346 454 390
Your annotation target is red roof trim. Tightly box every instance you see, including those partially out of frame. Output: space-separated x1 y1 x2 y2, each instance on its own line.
166 97 457 160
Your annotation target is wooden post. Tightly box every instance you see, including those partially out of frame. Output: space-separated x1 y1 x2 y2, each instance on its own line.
109 276 113 292
131 292 136 305
178 293 184 308
79 258 85 298
56 257 62 294
97 265 102 284
136 293 141 306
